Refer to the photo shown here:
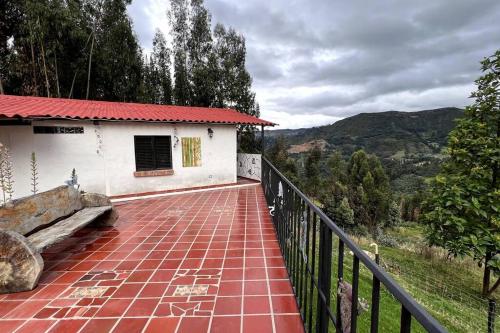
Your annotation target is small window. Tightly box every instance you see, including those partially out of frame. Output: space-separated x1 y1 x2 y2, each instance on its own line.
134 136 172 171
34 126 84 134
182 137 202 167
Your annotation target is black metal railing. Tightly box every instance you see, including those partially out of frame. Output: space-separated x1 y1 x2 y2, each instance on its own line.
261 157 447 333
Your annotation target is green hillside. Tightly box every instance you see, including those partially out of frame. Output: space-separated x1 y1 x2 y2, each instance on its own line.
267 107 463 159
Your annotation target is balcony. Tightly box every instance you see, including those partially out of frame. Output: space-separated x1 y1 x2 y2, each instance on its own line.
0 158 445 333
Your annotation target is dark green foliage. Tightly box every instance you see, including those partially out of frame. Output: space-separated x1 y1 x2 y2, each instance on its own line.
347 150 391 229
376 232 400 248
2 0 143 101
141 30 172 104
92 0 143 101
400 191 425 222
386 200 402 227
319 150 393 233
1 0 259 135
323 196 354 229
152 30 172 105
212 23 260 149
238 127 260 154
265 108 464 220
187 0 215 107
0 0 22 93
422 50 500 296
212 24 256 114
304 146 322 197
266 136 300 185
170 0 190 106
4 0 89 97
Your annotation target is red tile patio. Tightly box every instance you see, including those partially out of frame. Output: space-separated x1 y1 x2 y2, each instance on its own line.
0 185 304 333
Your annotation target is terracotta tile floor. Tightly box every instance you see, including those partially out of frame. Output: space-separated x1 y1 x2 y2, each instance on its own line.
0 185 304 333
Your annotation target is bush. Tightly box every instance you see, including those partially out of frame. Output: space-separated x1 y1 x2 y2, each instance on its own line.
377 233 400 248
351 224 369 238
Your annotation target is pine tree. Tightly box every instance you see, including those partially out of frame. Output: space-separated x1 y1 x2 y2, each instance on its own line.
422 51 500 296
347 150 391 229
337 197 355 228
386 200 401 227
304 146 322 197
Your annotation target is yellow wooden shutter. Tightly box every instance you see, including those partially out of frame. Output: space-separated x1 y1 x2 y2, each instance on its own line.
182 137 202 167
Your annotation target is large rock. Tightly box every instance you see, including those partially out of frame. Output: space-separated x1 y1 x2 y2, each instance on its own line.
0 186 82 236
81 192 111 207
0 187 117 294
0 231 44 294
28 206 113 252
81 193 118 226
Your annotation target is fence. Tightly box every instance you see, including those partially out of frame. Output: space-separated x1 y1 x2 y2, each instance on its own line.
261 157 447 333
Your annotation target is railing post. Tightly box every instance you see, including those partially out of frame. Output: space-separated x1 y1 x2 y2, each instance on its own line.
303 206 311 322
308 212 317 333
316 221 332 333
336 240 344 333
260 124 265 155
488 299 496 333
370 253 381 333
351 256 360 332
400 306 411 333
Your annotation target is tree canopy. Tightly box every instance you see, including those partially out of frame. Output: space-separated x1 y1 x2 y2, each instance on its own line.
0 0 259 120
422 50 500 296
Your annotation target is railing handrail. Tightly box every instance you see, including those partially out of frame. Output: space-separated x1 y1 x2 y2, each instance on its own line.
262 156 448 332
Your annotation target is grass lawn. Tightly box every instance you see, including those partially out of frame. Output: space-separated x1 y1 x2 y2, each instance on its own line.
286 223 498 333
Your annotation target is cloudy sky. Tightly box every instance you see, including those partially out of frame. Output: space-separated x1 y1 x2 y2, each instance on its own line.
128 0 500 129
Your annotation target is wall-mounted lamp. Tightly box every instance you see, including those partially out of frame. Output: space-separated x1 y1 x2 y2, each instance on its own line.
208 128 214 138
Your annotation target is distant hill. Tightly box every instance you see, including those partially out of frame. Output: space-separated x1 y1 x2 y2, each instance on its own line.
266 107 464 159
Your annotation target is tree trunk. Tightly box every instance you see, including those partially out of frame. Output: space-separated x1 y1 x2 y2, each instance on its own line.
29 28 38 96
39 40 50 97
68 69 78 98
0 77 4 94
54 51 60 98
487 277 500 297
482 251 492 296
86 33 94 100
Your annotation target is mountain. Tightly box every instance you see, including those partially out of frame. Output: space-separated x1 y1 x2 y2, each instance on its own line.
266 107 464 159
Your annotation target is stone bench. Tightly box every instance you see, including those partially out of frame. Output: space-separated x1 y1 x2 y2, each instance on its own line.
0 186 118 294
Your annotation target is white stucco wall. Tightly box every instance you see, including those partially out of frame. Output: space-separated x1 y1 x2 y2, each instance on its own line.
0 120 237 199
237 153 261 181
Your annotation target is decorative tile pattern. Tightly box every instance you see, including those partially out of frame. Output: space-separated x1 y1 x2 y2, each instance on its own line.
0 185 303 333
173 285 209 297
68 287 109 298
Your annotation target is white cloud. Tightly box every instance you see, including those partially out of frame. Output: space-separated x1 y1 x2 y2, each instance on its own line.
265 111 342 129
128 0 172 54
127 0 500 129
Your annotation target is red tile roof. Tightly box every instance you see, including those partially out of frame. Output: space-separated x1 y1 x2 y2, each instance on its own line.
0 95 275 126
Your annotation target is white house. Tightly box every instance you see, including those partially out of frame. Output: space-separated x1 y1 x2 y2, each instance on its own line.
0 95 273 199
